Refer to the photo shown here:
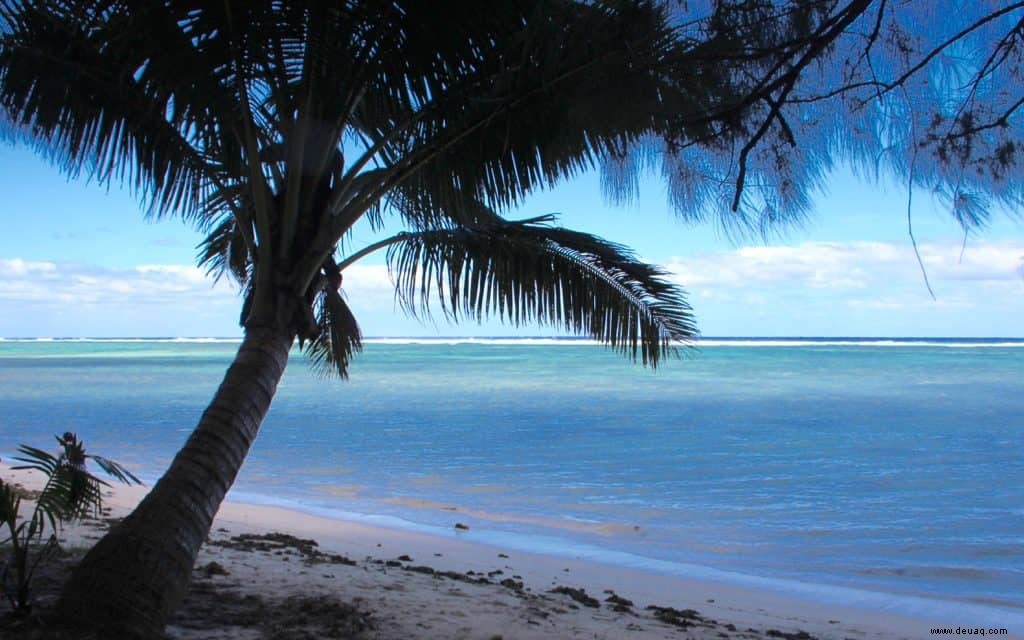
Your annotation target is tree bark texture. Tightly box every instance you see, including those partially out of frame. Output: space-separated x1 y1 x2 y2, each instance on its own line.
56 327 294 638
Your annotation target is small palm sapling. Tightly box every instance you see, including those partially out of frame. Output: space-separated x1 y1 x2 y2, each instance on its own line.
0 433 141 615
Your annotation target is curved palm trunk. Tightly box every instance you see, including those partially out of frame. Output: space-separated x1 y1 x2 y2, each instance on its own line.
56 327 294 638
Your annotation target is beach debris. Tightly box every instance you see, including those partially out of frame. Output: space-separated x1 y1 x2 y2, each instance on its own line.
452 570 491 584
397 554 413 561
200 561 230 577
645 605 706 629
604 591 634 612
526 606 550 619
399 562 491 586
497 553 509 558
549 586 600 608
211 532 318 554
766 629 816 640
209 532 357 566
454 522 469 530
499 578 524 592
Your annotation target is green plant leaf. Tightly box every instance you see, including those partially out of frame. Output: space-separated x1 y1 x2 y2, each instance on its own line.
385 216 694 367
304 288 363 378
11 445 59 476
86 455 142 486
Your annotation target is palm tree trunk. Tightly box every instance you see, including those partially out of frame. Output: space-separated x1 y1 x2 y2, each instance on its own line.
56 326 294 638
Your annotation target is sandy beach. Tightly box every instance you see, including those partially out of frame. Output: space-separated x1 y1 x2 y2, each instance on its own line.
1 462 1014 639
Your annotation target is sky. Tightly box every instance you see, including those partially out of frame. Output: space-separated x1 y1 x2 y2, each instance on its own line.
1 143 1022 338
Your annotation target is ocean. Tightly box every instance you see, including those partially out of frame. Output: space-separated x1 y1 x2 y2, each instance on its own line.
1 337 1021 624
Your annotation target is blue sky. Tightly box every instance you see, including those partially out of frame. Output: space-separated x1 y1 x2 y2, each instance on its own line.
1 143 1022 338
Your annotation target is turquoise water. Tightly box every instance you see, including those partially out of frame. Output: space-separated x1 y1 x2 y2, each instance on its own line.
1 338 1022 621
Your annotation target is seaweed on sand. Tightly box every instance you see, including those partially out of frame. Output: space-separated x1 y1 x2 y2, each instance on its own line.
208 532 357 566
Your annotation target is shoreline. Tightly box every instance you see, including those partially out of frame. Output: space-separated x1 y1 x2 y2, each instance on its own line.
225 486 1024 629
5 463 1020 639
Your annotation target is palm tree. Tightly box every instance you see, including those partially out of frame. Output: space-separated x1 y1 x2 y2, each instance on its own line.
0 1 713 635
1 0 1020 636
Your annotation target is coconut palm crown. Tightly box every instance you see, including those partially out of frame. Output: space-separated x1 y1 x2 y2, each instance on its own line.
2 1 708 372
1 0 1021 636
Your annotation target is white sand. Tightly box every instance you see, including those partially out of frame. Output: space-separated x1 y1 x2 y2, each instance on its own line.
2 463 1018 639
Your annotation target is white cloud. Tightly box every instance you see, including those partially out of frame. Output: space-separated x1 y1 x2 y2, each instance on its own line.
0 258 58 277
917 244 1024 281
0 261 237 306
663 241 1024 293
0 259 244 336
845 296 974 311
340 264 395 310
2 240 1021 338
659 240 1024 336
0 258 408 336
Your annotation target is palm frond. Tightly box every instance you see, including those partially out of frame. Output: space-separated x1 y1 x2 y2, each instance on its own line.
8 434 140 538
10 445 59 477
0 482 20 544
87 455 141 487
304 287 363 379
383 218 694 366
35 463 103 526
0 1 234 223
197 217 251 286
347 1 679 232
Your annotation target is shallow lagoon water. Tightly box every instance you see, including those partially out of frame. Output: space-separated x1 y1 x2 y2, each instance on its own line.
1 337 1022 621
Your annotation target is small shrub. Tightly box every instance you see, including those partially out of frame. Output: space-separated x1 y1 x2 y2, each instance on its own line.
0 433 141 616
